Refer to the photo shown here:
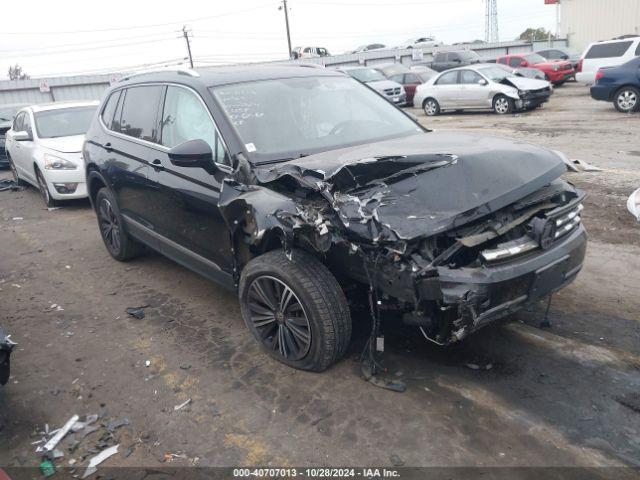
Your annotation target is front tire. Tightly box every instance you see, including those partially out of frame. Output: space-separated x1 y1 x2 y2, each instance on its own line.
423 98 441 116
493 94 514 115
239 249 351 372
35 167 57 208
614 87 639 113
95 187 144 261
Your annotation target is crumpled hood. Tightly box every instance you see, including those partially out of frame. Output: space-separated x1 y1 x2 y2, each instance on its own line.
38 134 85 153
502 76 550 90
254 132 566 241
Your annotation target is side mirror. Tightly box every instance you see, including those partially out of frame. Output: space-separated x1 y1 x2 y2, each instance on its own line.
13 130 31 141
478 78 488 86
168 139 216 172
521 61 529 67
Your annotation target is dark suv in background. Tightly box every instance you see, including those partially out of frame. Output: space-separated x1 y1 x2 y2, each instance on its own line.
83 66 587 372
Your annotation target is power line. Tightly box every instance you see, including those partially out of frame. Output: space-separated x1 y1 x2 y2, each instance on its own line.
0 4 275 35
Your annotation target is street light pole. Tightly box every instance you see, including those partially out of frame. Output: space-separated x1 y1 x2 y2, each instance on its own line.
281 0 292 58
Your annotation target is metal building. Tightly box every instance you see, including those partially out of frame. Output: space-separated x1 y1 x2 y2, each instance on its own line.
560 0 640 53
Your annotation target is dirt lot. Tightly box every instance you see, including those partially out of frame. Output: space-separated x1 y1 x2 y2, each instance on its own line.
0 83 639 476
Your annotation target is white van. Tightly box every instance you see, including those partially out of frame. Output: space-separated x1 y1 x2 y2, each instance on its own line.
576 37 640 84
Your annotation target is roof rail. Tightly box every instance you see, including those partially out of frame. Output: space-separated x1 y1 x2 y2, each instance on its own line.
119 67 200 82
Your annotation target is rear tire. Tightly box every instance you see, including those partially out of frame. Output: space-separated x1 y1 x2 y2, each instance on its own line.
614 87 639 113
35 167 57 208
239 249 351 372
95 187 144 261
423 98 440 116
493 94 514 115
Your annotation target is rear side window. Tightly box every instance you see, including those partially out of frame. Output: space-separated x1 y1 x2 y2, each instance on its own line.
434 53 446 62
389 74 404 83
118 85 163 142
497 57 507 65
636 42 640 56
101 91 121 128
436 71 458 85
585 41 633 59
405 73 421 84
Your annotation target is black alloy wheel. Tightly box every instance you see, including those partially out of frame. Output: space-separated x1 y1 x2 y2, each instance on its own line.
98 197 121 256
246 275 312 361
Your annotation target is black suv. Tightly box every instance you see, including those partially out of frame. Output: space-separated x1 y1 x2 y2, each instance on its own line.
84 66 587 372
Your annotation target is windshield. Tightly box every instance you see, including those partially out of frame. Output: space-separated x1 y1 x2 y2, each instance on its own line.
525 53 547 65
346 68 386 83
477 66 513 82
211 76 421 163
459 51 479 60
0 106 25 122
34 106 96 139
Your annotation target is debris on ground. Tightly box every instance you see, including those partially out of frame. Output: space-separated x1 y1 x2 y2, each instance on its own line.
40 459 56 477
106 418 130 431
0 179 23 192
615 392 640 414
568 158 603 172
82 444 119 478
40 414 79 452
389 453 405 466
125 305 149 319
174 398 192 411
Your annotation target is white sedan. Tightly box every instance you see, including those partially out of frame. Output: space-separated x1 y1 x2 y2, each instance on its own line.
5 101 98 207
413 64 552 116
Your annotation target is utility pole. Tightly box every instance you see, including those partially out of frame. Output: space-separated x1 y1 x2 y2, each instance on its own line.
280 0 292 58
484 0 499 43
182 25 194 68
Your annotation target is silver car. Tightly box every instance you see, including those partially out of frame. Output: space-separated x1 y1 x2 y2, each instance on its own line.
337 67 406 106
414 64 553 116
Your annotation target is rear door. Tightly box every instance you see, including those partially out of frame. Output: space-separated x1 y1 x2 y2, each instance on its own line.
145 84 234 281
18 112 38 183
105 84 164 229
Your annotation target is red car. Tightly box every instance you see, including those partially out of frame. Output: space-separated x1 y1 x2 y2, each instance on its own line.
496 53 574 85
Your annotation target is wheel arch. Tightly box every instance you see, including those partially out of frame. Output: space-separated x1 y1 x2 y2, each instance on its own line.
86 167 109 208
611 84 639 102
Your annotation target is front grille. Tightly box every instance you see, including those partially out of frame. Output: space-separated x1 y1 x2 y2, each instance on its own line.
384 87 402 96
480 203 583 264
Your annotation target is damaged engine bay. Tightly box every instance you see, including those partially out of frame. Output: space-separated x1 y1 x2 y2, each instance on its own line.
220 132 588 347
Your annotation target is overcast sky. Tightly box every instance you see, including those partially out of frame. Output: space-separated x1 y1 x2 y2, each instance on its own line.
0 0 557 78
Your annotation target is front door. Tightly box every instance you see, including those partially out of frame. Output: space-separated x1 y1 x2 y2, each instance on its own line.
146 84 234 281
457 69 488 108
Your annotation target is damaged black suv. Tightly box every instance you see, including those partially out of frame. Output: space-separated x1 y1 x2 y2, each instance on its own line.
83 66 587 371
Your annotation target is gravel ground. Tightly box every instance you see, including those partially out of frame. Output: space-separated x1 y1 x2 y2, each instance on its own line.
0 83 639 476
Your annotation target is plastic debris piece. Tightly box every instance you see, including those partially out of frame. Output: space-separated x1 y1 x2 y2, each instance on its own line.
43 414 79 452
82 444 119 478
72 414 99 432
627 188 640 222
12 217 23 221
107 418 130 432
145 360 151 367
174 398 192 411
52 449 64 459
0 178 24 192
126 306 147 319
571 159 602 172
40 459 56 477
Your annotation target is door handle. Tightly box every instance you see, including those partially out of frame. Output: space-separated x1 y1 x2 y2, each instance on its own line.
103 142 113 152
151 159 164 170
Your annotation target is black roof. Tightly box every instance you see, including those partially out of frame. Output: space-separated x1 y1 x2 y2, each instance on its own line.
118 64 344 89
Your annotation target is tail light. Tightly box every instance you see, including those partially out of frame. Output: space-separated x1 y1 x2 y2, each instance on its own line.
577 59 583 72
595 69 605 83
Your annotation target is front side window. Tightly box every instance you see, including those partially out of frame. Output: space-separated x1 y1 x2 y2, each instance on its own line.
436 71 459 85
459 70 482 84
635 42 640 56
34 106 97 139
161 86 229 165
405 73 421 84
12 112 24 132
586 41 633 59
509 57 524 67
118 85 163 142
211 76 420 163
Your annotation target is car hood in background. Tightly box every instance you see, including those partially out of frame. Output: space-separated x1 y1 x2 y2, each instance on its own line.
255 133 566 240
39 135 85 153
366 79 403 92
501 76 551 90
